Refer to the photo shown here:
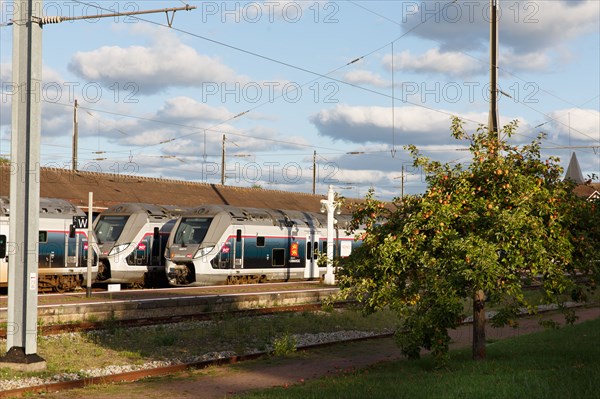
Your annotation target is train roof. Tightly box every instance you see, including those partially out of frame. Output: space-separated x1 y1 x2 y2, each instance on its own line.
186 204 352 229
0 196 83 217
101 202 190 222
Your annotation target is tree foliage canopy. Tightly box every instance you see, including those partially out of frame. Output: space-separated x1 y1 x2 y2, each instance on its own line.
338 118 600 365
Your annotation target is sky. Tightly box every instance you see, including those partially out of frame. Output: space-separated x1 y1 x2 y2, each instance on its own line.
0 0 598 202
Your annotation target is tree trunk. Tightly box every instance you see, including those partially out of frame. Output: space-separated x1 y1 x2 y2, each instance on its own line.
472 289 486 360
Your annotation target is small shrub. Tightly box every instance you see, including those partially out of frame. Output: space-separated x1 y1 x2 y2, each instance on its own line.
272 333 297 356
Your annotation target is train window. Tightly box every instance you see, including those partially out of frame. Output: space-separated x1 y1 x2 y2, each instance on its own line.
322 241 327 256
313 241 318 259
175 217 213 245
236 229 242 242
39 231 48 243
272 248 285 266
94 215 128 243
306 242 312 260
257 236 265 247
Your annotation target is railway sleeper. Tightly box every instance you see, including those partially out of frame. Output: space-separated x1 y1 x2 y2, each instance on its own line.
226 274 266 285
38 274 83 293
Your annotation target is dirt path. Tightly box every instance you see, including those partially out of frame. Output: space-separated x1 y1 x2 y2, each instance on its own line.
40 306 600 399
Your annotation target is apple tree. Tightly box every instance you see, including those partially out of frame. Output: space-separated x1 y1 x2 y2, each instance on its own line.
337 118 600 365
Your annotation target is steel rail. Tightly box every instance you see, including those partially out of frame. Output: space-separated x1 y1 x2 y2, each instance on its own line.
0 332 393 398
0 301 354 339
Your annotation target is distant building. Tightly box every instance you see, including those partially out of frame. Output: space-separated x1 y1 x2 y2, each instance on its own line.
565 153 600 200
565 153 585 184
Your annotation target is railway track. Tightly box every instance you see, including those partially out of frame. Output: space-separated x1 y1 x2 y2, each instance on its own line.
0 301 351 339
0 331 392 398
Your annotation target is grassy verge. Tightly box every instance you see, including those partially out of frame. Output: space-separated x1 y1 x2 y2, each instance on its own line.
239 317 600 399
0 308 398 381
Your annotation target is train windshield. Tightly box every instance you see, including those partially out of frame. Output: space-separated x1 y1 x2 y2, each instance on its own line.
94 215 129 244
174 217 213 245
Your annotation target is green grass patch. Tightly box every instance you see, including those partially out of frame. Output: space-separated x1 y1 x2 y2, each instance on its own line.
239 317 600 399
0 308 398 381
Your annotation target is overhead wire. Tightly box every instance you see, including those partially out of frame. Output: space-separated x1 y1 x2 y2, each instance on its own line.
346 0 599 145
69 0 486 153
17 0 595 182
348 0 599 119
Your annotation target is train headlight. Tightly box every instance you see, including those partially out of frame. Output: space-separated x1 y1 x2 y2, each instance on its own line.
109 243 131 256
194 246 214 259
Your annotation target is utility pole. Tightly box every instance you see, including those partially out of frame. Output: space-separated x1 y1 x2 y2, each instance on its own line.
0 0 45 371
488 0 499 140
401 164 405 199
0 1 196 371
72 99 78 171
86 192 93 298
312 150 316 195
474 0 500 362
221 134 226 185
393 166 406 201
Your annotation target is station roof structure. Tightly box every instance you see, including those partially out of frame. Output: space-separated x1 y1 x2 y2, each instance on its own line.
0 166 354 214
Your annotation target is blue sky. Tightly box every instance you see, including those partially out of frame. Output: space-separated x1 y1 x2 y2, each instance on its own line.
0 0 599 201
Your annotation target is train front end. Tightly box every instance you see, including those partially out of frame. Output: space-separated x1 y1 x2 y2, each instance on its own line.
93 203 181 287
166 212 219 286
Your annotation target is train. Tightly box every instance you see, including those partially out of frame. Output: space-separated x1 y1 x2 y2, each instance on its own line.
93 203 189 287
0 198 363 290
165 205 362 286
0 197 99 292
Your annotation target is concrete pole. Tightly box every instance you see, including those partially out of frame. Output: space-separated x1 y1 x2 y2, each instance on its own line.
72 99 78 171
312 150 316 195
1 0 46 370
86 192 93 298
221 134 226 185
488 0 499 138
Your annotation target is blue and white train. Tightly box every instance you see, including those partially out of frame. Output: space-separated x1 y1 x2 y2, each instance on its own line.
0 197 98 292
165 205 362 286
93 203 189 287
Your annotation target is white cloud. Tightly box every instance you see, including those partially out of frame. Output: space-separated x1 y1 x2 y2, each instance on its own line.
342 70 389 88
500 50 551 73
68 27 247 95
547 108 600 143
383 48 483 76
377 46 552 79
156 97 234 123
402 1 599 55
311 104 535 148
311 104 486 145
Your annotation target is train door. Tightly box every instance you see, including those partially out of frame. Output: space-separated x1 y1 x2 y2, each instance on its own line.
233 225 244 269
67 226 88 269
304 230 319 278
0 220 7 285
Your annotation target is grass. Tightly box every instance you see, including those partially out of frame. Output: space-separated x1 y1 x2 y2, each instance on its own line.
0 308 398 381
238 317 600 399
